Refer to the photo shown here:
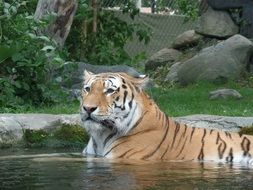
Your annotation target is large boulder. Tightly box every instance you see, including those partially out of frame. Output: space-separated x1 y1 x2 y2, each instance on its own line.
145 48 182 71
165 62 183 83
177 34 253 85
172 30 203 49
195 7 239 38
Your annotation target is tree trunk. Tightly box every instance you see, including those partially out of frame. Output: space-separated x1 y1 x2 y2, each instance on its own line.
34 0 78 48
92 0 98 33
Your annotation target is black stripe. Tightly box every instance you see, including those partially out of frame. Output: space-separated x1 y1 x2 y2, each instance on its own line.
107 79 117 88
103 131 117 147
122 84 127 89
128 83 134 92
226 148 233 162
127 148 146 158
117 149 133 158
225 132 232 139
114 103 125 111
198 129 206 160
126 103 137 127
175 137 188 158
176 124 187 148
92 138 97 155
216 132 220 144
104 140 128 156
130 111 148 131
123 91 128 105
241 136 251 156
143 117 170 159
170 121 181 150
161 118 172 159
216 133 227 159
183 124 187 136
190 127 196 143
128 93 134 109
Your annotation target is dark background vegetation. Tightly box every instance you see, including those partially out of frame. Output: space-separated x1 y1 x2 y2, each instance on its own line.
0 0 155 112
1 0 252 117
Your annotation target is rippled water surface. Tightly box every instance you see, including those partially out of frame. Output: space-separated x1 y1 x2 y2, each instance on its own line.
1 149 253 190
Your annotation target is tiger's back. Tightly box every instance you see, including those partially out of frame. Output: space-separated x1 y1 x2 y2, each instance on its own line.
80 71 253 165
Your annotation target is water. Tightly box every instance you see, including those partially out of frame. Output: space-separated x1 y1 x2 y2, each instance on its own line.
1 149 253 190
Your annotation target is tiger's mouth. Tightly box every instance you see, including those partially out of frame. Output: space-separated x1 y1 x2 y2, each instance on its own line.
84 116 115 130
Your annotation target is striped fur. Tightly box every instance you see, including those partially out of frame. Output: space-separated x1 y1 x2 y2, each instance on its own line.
80 71 253 165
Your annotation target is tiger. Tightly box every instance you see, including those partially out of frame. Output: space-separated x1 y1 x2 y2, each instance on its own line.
80 70 253 165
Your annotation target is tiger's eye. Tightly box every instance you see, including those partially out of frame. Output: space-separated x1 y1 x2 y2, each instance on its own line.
84 86 90 92
105 88 115 94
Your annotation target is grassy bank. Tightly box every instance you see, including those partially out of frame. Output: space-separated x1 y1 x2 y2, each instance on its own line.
2 81 253 117
150 81 253 117
1 81 253 148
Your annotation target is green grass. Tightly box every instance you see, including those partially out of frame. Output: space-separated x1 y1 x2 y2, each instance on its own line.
149 82 253 117
2 81 253 117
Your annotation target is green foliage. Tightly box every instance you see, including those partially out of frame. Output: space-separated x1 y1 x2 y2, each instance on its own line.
22 124 88 148
54 124 89 146
155 0 200 20
23 129 49 146
171 0 199 20
66 0 151 65
0 0 66 112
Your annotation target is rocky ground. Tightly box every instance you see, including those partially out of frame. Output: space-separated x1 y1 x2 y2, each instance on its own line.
1 114 253 146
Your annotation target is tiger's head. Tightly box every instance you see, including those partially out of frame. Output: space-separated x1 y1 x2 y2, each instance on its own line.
80 70 149 136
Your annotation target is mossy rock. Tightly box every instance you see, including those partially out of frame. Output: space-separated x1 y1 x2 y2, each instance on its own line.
53 124 89 147
239 126 253 136
22 124 89 148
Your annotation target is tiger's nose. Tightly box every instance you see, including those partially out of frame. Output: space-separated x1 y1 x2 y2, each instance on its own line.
83 106 97 114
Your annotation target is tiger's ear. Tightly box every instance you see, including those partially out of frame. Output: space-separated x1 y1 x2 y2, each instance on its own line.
120 73 149 89
134 74 149 89
83 70 94 80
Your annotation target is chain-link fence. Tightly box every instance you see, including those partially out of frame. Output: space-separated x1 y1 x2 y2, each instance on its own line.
119 12 196 57
98 0 198 57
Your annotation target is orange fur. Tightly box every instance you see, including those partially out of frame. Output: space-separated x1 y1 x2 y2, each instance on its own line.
80 71 253 164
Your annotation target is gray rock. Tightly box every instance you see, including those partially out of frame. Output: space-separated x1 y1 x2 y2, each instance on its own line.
0 114 81 145
177 34 253 85
172 30 203 49
174 114 253 132
1 114 253 145
145 48 182 71
165 62 183 83
209 89 242 100
195 7 239 38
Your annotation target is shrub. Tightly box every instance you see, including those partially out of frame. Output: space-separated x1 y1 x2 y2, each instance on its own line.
66 0 151 65
0 1 66 112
